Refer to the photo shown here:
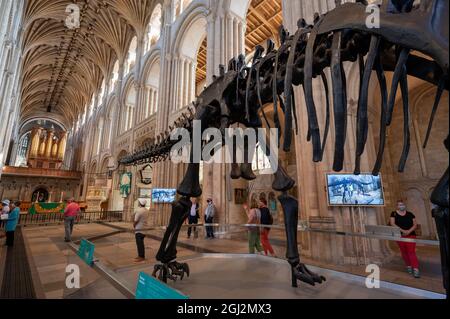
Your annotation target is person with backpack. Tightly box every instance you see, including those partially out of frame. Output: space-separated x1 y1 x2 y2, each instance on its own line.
259 198 276 257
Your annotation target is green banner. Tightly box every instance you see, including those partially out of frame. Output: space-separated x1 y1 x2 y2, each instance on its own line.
120 172 132 198
29 202 66 215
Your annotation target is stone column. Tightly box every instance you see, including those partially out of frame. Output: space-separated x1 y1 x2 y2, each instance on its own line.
178 57 184 110
201 8 246 226
190 61 196 101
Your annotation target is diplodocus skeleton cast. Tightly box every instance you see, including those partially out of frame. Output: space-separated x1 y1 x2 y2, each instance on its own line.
120 0 449 295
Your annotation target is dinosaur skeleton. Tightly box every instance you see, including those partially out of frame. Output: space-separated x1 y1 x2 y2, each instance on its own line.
120 0 449 295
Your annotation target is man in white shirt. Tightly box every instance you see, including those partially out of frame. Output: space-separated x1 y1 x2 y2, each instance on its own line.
204 198 216 239
133 199 149 262
187 198 199 239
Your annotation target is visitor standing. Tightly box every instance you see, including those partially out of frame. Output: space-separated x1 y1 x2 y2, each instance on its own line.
390 200 420 278
134 199 149 262
204 198 215 239
243 202 263 254
259 198 275 257
64 198 80 242
5 201 20 247
187 198 200 239
1 199 10 229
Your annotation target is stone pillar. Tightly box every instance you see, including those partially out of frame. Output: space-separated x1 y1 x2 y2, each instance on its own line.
200 8 247 226
150 1 179 224
178 57 184 110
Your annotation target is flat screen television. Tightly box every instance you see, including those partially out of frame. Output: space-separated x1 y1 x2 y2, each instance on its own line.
326 173 385 206
152 188 177 203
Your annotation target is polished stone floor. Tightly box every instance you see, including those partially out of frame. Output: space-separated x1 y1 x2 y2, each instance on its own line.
68 254 444 299
6 222 445 298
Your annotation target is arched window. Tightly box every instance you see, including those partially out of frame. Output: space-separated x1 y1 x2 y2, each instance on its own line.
145 5 162 53
252 143 271 173
177 16 207 111
89 95 95 117
174 0 193 19
125 37 137 75
98 79 106 105
15 132 30 166
106 106 114 149
82 104 88 125
122 85 136 133
109 60 119 94
96 118 104 155
143 59 160 121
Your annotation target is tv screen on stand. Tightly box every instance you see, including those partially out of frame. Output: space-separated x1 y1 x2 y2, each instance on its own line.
151 189 177 203
326 173 385 206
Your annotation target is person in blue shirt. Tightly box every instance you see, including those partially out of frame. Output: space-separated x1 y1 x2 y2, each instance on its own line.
5 201 20 247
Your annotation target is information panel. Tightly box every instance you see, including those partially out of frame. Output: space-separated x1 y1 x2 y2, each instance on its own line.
135 272 188 299
77 238 95 266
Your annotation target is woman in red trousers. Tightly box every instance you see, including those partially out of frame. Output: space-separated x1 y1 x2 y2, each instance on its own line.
258 199 276 257
390 200 420 278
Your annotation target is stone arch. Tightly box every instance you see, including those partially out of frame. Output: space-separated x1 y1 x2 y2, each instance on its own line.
117 149 129 160
105 94 118 116
19 116 67 135
140 52 161 120
403 187 433 238
228 0 252 20
125 36 138 75
100 154 112 171
31 186 50 202
88 161 98 187
145 4 163 53
109 60 120 95
89 161 98 174
120 78 137 133
173 11 207 60
172 5 208 110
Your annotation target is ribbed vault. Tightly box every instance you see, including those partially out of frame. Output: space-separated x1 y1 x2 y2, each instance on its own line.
20 0 161 129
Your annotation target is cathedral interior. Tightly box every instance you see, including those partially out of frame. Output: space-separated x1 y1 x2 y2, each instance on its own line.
0 0 448 301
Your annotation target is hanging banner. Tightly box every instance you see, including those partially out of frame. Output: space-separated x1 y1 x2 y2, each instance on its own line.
120 172 132 198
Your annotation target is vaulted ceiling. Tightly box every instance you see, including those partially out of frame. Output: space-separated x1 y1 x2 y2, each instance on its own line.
21 0 161 128
21 0 284 130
